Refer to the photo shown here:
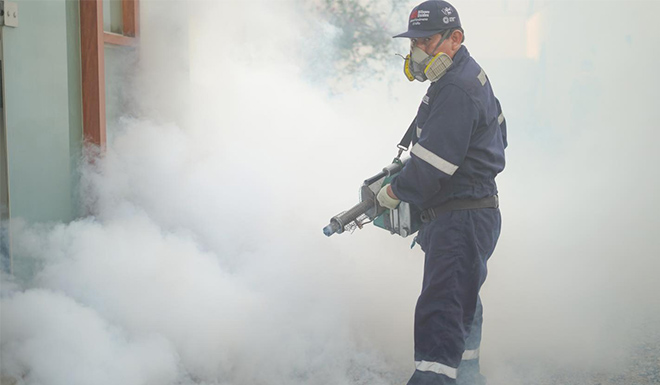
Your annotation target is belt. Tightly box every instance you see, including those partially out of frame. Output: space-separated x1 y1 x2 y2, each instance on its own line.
420 195 499 223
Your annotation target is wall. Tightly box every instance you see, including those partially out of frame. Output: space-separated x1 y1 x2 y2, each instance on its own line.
1 0 83 276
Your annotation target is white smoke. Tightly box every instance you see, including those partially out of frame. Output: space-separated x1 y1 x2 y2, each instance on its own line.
2 1 660 384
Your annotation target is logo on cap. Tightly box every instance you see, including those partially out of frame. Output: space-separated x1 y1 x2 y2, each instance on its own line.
442 7 453 16
410 8 430 26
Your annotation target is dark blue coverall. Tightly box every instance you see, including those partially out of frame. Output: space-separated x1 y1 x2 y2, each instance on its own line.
391 46 507 385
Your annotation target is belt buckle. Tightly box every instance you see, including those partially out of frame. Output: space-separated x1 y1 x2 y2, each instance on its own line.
420 208 436 223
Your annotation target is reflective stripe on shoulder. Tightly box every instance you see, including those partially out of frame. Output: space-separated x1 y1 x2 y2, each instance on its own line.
411 143 458 176
498 113 505 125
477 69 487 86
462 348 480 360
415 360 458 379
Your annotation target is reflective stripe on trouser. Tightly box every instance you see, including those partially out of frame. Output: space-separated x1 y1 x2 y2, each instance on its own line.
408 300 485 385
457 297 486 385
407 209 501 385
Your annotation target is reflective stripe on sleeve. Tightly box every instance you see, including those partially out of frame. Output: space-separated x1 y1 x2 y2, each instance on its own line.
416 126 422 138
498 113 505 125
415 360 458 379
411 143 459 176
462 348 480 360
477 69 487 86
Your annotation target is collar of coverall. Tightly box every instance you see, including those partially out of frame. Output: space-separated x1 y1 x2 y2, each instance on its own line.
452 45 467 62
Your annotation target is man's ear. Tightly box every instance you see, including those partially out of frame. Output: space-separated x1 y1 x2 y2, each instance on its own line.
450 30 463 51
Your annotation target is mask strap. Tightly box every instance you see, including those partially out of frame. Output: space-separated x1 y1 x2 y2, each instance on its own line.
430 29 452 55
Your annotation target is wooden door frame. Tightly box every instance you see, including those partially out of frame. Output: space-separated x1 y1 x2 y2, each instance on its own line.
80 0 139 148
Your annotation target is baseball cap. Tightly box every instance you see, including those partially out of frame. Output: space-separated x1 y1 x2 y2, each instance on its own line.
393 0 461 38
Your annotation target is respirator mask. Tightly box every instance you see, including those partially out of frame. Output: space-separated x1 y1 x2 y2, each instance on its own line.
402 30 453 83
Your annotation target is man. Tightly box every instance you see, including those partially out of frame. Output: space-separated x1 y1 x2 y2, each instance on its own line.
375 1 507 384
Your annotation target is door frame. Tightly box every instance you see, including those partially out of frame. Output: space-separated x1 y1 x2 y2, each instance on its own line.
80 0 139 149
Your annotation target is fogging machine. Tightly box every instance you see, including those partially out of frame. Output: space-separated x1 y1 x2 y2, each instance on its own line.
323 157 421 238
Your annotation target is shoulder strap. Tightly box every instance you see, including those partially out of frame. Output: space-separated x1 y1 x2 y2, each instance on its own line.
397 117 417 153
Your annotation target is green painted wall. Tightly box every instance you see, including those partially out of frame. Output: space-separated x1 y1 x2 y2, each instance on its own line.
1 0 82 276
2 0 81 224
66 0 83 218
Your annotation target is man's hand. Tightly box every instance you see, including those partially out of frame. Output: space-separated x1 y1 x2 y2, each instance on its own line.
377 184 401 210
